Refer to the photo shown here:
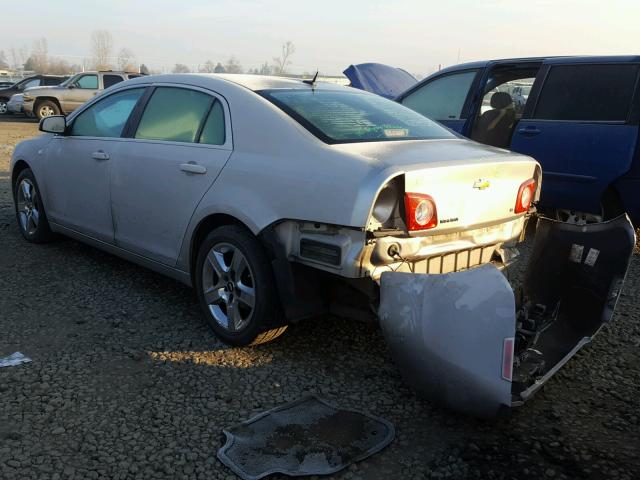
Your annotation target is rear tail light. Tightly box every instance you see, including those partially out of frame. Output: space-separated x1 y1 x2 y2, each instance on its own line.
404 193 438 231
502 337 514 381
515 178 536 214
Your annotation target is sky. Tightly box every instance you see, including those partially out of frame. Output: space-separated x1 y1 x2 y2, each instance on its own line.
2 0 639 76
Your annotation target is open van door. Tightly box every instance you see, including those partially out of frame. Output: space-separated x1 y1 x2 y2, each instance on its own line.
509 58 640 218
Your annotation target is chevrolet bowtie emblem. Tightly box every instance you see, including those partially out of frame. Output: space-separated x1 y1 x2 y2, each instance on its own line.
473 179 491 190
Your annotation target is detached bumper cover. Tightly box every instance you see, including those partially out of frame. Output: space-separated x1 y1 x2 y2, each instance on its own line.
378 215 636 417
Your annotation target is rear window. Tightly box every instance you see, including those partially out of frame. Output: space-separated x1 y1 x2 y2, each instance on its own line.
260 89 456 144
533 64 640 122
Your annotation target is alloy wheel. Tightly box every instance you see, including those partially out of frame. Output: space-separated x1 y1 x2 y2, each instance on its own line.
0 101 7 114
16 179 40 235
201 242 256 333
39 105 55 117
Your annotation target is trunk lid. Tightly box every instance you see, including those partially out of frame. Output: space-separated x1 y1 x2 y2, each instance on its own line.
404 159 537 232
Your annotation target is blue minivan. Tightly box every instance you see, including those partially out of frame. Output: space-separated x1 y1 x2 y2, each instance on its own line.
348 57 640 224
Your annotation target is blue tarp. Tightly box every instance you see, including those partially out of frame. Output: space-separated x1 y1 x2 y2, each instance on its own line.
343 63 416 99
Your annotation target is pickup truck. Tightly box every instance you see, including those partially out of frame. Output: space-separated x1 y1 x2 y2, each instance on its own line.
346 57 640 225
23 70 142 120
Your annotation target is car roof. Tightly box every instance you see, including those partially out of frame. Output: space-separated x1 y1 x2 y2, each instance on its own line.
124 73 349 93
435 55 640 75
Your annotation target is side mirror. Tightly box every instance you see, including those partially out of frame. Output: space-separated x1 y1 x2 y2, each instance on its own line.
39 115 66 134
68 84 76 89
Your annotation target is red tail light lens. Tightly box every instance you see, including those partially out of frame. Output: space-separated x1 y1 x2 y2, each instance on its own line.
515 178 536 214
404 193 438 231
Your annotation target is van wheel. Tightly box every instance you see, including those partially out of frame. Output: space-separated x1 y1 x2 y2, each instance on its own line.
14 169 55 243
195 225 287 346
36 100 60 120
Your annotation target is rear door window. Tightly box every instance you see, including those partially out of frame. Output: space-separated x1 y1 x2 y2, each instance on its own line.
71 88 144 137
103 74 125 89
134 87 213 143
533 64 640 121
401 70 478 121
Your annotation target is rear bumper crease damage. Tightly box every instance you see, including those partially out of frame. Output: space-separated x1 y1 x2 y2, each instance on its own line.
378 214 636 417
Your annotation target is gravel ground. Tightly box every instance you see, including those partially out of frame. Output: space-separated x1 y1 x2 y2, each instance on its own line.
1 116 639 480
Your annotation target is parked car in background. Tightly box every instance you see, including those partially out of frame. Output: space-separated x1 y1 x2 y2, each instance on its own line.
0 74 68 115
0 81 14 87
348 57 640 225
23 70 143 119
7 93 27 115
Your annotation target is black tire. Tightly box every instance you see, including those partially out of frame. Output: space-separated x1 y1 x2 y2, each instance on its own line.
14 168 55 243
195 225 287 346
35 100 61 120
0 99 8 115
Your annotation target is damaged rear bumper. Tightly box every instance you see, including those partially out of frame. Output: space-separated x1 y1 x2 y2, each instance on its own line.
378 215 636 417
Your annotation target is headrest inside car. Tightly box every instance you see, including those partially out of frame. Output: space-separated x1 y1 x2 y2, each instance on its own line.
490 92 514 109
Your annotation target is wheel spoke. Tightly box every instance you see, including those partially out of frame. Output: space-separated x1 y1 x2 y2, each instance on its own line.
21 181 31 202
230 250 247 280
207 250 228 278
26 212 36 231
18 212 28 231
236 281 255 308
31 209 39 227
203 286 222 305
227 297 240 332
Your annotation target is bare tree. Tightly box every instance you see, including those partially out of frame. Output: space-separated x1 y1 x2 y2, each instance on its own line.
117 48 136 71
47 58 74 75
172 63 190 73
199 60 216 73
258 61 272 75
9 46 29 70
0 50 8 69
91 30 113 70
272 41 295 75
224 56 243 74
30 38 49 73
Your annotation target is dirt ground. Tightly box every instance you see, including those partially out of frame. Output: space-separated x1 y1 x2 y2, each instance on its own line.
1 116 639 480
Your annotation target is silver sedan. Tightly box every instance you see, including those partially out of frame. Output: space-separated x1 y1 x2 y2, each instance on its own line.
11 74 540 346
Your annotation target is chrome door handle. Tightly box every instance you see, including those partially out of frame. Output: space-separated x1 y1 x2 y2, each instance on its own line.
179 163 207 174
91 151 110 160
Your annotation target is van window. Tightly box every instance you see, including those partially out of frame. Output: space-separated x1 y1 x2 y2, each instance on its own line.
401 70 478 121
533 64 640 122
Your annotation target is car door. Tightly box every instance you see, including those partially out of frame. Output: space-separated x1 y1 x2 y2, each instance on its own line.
44 87 146 243
510 60 640 213
398 69 481 133
61 73 100 112
110 85 232 266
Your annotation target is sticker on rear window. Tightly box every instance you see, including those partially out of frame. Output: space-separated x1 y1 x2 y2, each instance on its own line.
383 128 409 138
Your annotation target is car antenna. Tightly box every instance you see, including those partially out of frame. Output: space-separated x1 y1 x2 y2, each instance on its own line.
303 70 319 88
